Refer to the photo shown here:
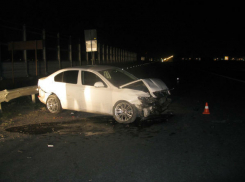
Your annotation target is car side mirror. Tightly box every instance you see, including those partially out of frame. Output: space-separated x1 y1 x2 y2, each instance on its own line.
94 81 105 88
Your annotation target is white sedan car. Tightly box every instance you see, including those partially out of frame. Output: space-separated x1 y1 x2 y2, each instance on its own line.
38 65 171 123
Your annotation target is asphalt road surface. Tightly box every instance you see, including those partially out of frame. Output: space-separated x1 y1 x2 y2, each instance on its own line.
1 61 245 182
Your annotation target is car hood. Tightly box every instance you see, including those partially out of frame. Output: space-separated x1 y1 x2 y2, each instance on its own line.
119 78 168 97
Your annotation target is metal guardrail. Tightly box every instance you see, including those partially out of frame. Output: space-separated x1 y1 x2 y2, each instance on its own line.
0 86 38 112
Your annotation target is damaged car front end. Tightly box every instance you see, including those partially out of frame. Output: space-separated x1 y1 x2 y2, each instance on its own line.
138 90 171 119
120 78 171 120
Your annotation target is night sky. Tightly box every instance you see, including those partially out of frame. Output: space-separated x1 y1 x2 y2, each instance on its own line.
1 0 244 58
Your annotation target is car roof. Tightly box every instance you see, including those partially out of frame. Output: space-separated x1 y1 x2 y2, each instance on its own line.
62 65 119 72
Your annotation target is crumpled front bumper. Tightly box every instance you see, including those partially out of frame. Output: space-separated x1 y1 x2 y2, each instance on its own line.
136 95 172 120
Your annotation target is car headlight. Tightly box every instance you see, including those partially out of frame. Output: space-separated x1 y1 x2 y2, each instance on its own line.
138 96 155 104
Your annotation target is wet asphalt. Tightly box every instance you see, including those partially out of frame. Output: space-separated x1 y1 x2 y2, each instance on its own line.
1 61 245 182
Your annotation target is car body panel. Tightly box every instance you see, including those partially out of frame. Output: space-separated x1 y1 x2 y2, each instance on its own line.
120 78 169 97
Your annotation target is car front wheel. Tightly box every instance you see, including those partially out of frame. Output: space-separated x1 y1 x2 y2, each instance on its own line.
113 101 137 123
46 95 62 114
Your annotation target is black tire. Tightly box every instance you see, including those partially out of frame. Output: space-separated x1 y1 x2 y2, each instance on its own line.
46 95 62 114
113 101 137 123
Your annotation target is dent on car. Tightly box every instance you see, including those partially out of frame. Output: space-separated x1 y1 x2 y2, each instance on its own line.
120 78 171 119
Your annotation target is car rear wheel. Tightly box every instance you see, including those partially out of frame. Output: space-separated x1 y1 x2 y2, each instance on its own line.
113 101 137 123
46 95 62 114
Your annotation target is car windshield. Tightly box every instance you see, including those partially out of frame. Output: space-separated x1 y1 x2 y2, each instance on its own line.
99 68 138 87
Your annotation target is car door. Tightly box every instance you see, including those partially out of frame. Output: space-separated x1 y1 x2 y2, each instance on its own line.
53 70 80 110
80 71 112 114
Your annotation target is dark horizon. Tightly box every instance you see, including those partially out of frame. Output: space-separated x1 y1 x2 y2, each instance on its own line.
1 1 244 59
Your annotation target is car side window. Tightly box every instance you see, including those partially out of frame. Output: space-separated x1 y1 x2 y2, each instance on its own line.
54 72 63 82
54 71 78 84
81 71 106 87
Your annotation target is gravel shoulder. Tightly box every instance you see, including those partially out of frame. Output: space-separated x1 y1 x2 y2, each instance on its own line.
0 96 102 141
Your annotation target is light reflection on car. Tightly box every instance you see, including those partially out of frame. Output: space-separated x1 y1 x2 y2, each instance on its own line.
38 65 171 123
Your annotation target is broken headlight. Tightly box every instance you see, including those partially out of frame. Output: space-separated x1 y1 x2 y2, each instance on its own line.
138 96 155 104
